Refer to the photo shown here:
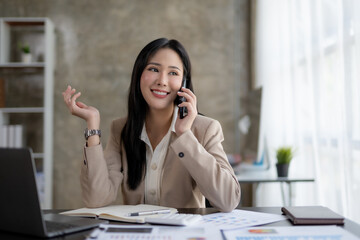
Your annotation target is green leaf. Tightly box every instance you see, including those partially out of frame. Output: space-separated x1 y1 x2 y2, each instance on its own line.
20 44 31 53
276 146 293 164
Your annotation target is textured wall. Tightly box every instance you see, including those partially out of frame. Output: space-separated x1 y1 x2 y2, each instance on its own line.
0 0 250 208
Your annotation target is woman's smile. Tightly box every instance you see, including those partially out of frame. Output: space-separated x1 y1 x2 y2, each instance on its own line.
151 89 169 98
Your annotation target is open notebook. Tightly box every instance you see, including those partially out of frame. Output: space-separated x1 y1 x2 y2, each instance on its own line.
61 204 178 223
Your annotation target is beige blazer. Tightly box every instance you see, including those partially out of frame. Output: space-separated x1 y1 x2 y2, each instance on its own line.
81 115 241 212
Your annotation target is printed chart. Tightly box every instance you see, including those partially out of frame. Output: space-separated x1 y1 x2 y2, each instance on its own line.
201 209 286 230
222 226 360 240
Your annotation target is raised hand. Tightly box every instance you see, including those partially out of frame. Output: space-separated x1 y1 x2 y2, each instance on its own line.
62 85 100 130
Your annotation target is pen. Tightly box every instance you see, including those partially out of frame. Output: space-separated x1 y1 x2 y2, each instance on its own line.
127 209 171 217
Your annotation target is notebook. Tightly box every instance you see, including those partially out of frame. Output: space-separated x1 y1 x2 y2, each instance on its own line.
281 206 345 225
61 204 178 223
0 148 108 238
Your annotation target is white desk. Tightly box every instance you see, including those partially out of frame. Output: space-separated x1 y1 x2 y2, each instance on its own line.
3 207 358 239
235 170 315 206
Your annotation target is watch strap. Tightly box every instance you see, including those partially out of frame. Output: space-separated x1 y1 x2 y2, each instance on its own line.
84 128 101 140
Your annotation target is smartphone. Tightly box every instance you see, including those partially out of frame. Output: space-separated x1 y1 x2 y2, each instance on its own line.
178 77 187 119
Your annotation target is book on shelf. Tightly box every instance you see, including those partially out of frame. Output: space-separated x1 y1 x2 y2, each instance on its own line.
0 125 25 148
60 204 178 223
0 78 4 108
0 125 7 147
8 125 15 147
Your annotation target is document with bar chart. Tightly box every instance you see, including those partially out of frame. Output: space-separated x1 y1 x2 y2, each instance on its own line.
222 226 360 240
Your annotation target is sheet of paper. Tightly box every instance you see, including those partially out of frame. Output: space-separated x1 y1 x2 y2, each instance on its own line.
200 209 286 230
222 225 360 240
86 224 222 240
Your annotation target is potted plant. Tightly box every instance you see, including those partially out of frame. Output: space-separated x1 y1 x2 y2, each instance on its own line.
20 43 32 63
276 146 294 177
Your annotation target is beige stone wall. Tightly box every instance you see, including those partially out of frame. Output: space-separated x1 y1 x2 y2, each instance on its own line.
0 0 250 208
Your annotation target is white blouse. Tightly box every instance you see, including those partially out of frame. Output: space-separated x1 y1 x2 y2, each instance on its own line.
140 107 178 205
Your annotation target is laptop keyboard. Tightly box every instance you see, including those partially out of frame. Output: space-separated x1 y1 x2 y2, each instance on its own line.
45 221 78 232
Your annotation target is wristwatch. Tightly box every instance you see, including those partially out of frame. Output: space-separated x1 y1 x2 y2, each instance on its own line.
84 128 101 140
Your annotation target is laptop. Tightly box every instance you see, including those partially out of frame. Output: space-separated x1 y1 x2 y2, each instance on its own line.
0 148 108 238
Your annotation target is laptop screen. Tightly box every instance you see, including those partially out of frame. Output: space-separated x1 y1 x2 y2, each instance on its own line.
0 148 46 236
0 148 106 237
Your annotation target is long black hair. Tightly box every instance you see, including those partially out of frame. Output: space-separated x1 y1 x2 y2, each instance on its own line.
121 38 193 190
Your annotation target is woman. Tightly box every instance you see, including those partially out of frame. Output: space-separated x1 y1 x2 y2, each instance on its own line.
62 38 240 212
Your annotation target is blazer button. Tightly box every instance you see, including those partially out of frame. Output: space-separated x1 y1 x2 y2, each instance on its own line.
178 152 184 158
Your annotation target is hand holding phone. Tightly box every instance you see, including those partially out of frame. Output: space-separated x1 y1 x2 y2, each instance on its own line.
179 77 187 119
174 78 198 136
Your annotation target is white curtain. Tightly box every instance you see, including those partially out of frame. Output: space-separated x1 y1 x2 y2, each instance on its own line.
253 0 360 223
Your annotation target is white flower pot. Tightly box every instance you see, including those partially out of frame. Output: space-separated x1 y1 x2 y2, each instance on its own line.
21 53 32 63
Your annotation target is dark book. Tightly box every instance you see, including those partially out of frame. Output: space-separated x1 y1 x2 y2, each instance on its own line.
0 78 5 108
281 206 344 225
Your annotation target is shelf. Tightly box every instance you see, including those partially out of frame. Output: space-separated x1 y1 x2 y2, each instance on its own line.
0 17 54 209
33 153 44 159
2 17 47 26
0 107 44 113
0 62 45 68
